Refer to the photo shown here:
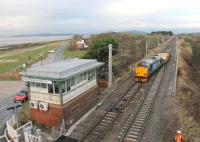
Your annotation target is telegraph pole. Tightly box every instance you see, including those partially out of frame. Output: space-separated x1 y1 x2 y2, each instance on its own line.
157 35 160 47
145 40 148 57
108 44 112 88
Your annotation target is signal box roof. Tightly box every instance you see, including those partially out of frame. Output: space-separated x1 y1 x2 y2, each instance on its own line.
21 59 103 80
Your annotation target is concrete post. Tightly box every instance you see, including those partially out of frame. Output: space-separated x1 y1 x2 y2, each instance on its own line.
120 48 123 56
173 40 179 95
145 40 148 57
13 102 18 129
108 44 112 88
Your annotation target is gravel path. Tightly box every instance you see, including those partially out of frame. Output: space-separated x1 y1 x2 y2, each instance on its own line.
141 38 178 142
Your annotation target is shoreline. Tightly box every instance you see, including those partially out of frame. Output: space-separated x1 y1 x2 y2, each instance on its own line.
0 40 65 54
0 35 74 47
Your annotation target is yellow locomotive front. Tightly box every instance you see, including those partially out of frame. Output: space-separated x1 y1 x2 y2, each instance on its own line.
134 66 149 82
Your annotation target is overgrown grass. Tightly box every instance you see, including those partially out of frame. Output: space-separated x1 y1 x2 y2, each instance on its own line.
182 35 200 70
177 41 200 141
64 49 87 58
18 101 30 126
0 42 60 73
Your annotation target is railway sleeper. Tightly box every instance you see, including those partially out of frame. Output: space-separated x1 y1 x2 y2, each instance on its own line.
140 108 150 112
134 120 144 124
132 125 142 129
137 114 146 117
138 111 149 115
129 128 141 132
128 130 140 135
133 122 143 127
141 105 151 108
138 111 148 115
124 137 137 142
102 119 112 123
107 113 117 118
139 108 149 112
137 113 147 118
127 134 138 139
137 112 147 116
136 117 146 121
99 122 108 127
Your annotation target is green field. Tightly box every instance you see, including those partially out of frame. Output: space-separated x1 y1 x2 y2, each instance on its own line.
64 49 87 58
0 42 60 73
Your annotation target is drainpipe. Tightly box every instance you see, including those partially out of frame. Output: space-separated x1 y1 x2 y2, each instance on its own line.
59 83 63 106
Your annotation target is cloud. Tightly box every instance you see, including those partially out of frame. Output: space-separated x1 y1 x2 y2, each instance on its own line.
0 0 200 35
0 16 32 32
104 0 171 17
178 15 200 22
176 23 200 30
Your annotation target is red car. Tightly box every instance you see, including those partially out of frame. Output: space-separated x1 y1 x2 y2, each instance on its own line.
14 90 29 103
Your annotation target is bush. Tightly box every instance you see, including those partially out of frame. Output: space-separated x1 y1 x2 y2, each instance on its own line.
83 34 119 62
191 42 200 70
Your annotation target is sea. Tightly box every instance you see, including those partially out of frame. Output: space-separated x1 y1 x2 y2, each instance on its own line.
0 35 74 47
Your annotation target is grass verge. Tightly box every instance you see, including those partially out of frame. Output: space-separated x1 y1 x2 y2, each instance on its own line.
0 42 60 73
64 49 87 58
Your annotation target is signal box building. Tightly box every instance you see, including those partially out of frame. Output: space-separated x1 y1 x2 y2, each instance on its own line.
21 59 103 127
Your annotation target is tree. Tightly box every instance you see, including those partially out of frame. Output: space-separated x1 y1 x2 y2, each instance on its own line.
83 35 119 62
151 31 173 36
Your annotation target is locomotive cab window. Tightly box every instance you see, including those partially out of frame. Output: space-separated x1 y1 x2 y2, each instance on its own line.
138 62 149 67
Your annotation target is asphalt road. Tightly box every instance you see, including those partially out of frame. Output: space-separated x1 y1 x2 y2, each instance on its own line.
0 81 25 135
32 41 66 68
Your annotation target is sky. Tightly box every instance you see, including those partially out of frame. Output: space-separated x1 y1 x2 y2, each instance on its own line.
0 0 200 35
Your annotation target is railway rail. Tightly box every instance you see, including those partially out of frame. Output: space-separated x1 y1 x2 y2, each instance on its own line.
118 67 165 142
101 78 135 110
80 81 141 142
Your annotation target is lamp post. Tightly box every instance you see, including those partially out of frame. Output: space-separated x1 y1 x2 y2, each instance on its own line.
6 102 22 128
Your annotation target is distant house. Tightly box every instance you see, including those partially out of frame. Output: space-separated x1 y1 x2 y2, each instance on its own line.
21 59 103 128
75 40 88 49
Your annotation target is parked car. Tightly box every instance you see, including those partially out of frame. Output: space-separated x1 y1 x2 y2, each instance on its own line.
48 50 56 53
14 90 29 103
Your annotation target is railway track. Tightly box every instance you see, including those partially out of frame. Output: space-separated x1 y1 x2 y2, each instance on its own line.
80 81 141 142
118 67 165 142
101 78 135 110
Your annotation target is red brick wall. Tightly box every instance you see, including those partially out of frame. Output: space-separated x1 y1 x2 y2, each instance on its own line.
31 105 64 127
30 86 98 128
62 86 99 128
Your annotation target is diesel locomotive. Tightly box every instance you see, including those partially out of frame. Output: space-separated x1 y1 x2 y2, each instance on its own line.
134 51 170 82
